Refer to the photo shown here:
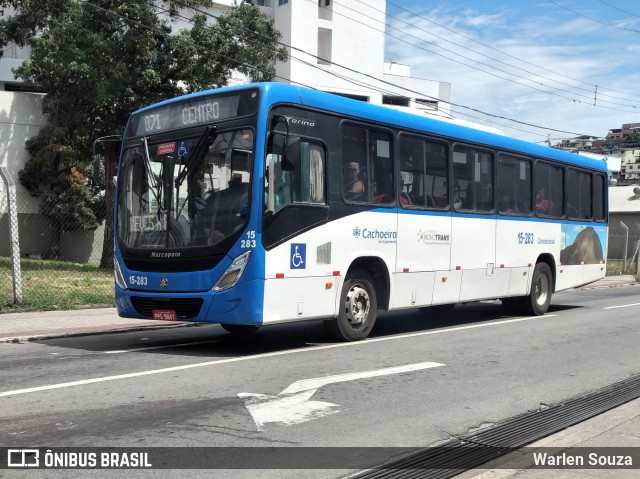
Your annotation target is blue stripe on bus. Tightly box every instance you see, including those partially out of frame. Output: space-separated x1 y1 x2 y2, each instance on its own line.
370 207 608 226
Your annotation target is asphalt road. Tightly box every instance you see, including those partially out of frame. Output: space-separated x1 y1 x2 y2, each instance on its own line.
1 284 640 478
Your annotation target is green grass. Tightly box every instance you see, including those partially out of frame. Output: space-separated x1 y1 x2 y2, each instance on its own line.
606 259 637 276
1 256 635 313
0 257 114 312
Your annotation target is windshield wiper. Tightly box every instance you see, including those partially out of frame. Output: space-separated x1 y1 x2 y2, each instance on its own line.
141 137 164 214
174 125 217 189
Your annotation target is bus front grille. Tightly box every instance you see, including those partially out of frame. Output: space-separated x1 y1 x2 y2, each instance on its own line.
130 297 204 319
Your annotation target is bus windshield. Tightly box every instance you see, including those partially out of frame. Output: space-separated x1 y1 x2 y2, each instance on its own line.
117 128 254 251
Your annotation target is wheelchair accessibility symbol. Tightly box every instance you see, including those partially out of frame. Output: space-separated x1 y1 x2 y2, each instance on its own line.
177 141 190 158
290 243 306 269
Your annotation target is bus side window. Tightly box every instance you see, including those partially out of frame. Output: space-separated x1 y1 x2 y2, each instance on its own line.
265 135 325 214
453 144 493 213
399 135 448 209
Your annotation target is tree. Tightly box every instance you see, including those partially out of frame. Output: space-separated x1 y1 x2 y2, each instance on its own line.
0 0 287 268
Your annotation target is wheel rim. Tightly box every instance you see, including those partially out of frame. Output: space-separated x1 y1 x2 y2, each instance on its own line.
535 272 550 306
345 283 370 328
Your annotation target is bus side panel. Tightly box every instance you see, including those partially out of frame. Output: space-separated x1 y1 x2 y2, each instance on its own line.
451 216 495 269
451 215 501 301
393 210 450 309
262 211 396 323
496 219 561 297
432 270 462 305
390 272 435 309
263 277 340 323
583 263 607 285
460 267 511 302
556 222 608 291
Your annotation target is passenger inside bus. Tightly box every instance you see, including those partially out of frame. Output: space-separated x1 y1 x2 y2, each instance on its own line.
344 162 365 194
499 195 514 213
535 186 551 214
204 152 251 239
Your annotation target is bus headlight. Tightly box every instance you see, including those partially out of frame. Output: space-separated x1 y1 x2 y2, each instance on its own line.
213 251 251 291
114 257 127 290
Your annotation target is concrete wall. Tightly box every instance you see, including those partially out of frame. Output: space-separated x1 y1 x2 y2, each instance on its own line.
0 92 47 257
0 91 104 264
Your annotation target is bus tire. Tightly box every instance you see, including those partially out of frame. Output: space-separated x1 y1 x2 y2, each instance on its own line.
325 270 377 341
517 262 552 316
220 324 259 335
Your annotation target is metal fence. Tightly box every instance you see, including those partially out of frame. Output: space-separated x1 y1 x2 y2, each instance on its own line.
608 219 640 275
1 173 113 313
2 174 638 312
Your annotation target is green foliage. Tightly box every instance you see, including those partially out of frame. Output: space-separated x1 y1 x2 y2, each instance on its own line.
1 0 287 251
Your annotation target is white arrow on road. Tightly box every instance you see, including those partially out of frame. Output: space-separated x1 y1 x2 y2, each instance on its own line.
238 361 444 430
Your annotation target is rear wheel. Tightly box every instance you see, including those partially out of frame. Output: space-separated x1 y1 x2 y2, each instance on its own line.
324 270 377 341
220 324 259 335
517 262 553 316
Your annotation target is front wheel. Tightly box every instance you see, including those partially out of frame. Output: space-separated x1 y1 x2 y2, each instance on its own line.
324 271 377 341
517 262 553 316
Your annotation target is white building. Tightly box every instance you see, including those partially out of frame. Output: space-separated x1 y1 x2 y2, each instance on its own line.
267 0 451 116
189 1 452 117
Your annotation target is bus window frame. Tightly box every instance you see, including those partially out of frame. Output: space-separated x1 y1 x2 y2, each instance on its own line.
497 152 533 217
398 132 450 212
534 159 564 220
593 172 608 223
339 120 395 207
451 142 495 215
566 166 593 222
264 130 329 218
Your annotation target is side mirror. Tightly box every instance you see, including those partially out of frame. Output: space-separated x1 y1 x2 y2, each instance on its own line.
281 136 301 172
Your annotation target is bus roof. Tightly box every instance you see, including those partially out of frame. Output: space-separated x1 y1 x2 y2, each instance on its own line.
133 82 608 173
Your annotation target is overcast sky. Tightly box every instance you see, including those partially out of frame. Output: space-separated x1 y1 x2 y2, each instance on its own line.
382 0 640 144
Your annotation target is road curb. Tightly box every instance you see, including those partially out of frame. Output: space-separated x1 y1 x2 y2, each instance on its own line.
0 322 191 344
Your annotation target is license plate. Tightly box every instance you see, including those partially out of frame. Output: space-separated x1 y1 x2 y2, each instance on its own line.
152 310 177 321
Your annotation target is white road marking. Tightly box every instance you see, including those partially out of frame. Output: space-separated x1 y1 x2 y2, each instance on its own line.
603 302 640 310
239 362 445 430
0 314 556 398
103 339 223 354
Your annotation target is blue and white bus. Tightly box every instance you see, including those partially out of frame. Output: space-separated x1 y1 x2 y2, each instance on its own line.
113 82 608 341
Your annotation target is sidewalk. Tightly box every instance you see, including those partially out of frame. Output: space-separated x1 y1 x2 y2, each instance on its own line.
0 307 185 343
458 397 640 478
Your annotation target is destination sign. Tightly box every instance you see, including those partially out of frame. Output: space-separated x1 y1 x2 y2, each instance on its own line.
125 89 259 137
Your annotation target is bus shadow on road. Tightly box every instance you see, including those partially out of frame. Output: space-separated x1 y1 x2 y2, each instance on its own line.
40 301 583 357
369 301 583 338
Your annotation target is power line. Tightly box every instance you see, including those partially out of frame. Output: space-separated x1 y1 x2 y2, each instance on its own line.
335 0 640 111
85 0 595 137
547 0 640 33
160 0 603 136
595 0 640 18
324 0 640 115
290 56 552 139
383 0 640 101
373 0 640 104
